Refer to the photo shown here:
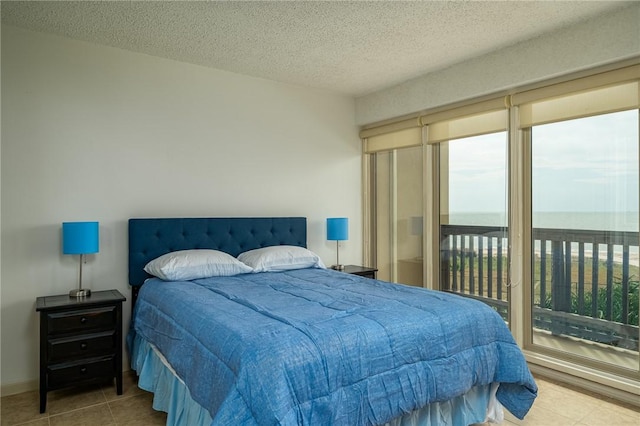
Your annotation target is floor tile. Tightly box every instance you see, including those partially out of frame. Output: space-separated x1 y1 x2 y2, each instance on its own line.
530 382 601 421
107 392 158 424
597 397 640 419
48 403 114 426
115 410 167 426
7 420 49 426
46 385 106 416
577 406 640 426
0 391 48 426
506 408 577 426
2 375 638 425
101 371 143 402
505 376 640 426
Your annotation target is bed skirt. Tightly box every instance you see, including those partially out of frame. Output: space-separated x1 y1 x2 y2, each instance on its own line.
129 333 503 426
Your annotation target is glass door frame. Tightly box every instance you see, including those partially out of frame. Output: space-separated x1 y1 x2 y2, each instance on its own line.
520 114 640 381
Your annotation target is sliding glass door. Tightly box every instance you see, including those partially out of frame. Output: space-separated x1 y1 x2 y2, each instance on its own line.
438 132 509 319
528 109 639 375
370 146 423 286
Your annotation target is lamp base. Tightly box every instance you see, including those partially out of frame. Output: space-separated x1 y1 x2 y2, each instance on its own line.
69 288 91 298
331 264 345 271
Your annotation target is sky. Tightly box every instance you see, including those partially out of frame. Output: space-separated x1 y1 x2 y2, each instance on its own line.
448 109 639 221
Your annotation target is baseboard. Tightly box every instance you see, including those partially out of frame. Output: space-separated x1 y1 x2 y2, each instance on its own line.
0 379 38 396
0 368 135 397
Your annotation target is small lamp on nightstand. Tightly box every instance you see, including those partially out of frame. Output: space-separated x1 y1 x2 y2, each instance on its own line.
327 217 348 270
63 221 99 297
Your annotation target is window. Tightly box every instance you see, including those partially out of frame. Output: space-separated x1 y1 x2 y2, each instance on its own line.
517 76 640 377
423 100 510 318
439 132 509 319
362 63 640 390
369 147 424 285
363 120 423 286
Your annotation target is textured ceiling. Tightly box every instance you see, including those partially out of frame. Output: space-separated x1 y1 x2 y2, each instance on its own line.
1 1 632 96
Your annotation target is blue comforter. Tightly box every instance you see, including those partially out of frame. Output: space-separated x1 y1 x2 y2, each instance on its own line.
130 268 536 425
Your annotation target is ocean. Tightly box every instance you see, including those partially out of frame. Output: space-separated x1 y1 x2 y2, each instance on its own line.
448 211 639 232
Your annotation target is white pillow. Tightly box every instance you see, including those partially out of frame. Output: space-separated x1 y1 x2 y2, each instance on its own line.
238 245 326 273
144 249 253 281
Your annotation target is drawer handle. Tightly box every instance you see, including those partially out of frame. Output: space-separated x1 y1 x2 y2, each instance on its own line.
79 367 87 374
80 317 88 324
80 342 88 350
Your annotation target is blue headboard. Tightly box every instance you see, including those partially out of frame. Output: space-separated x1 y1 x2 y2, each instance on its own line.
128 217 307 287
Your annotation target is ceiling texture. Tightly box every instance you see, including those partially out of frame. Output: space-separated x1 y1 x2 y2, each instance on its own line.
1 1 633 97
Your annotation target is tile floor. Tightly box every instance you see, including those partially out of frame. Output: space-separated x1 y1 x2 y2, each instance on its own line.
499 375 639 426
0 371 166 426
0 372 638 425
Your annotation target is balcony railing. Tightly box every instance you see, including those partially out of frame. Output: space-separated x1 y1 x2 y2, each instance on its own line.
440 224 639 351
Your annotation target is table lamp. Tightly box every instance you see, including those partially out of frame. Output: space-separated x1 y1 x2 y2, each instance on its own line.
327 217 348 270
63 221 99 297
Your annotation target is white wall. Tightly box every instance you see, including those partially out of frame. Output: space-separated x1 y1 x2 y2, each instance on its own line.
0 26 361 390
356 3 640 125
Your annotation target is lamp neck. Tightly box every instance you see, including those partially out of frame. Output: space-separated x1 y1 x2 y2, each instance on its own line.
79 253 85 290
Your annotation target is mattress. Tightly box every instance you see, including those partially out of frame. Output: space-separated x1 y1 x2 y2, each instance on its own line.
128 267 537 425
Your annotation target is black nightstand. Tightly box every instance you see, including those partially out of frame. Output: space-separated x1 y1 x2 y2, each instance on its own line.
35 289 126 413
342 265 378 279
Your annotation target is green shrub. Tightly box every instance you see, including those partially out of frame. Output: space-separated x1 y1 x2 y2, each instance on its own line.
541 279 639 326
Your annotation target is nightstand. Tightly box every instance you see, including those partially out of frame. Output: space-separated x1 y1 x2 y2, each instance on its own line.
35 289 126 413
342 265 378 279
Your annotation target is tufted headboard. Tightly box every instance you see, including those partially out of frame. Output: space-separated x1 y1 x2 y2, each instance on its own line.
128 217 307 288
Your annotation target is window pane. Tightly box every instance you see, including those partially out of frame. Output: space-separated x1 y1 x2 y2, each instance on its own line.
439 132 509 321
373 146 423 286
531 109 639 372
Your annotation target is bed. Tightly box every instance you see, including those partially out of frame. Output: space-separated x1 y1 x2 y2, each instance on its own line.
127 217 536 425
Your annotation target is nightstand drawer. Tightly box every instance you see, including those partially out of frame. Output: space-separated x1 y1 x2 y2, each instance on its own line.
47 306 117 334
48 331 116 363
48 356 115 389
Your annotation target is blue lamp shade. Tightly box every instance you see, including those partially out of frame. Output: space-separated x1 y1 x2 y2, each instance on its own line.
63 222 99 255
327 218 349 241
